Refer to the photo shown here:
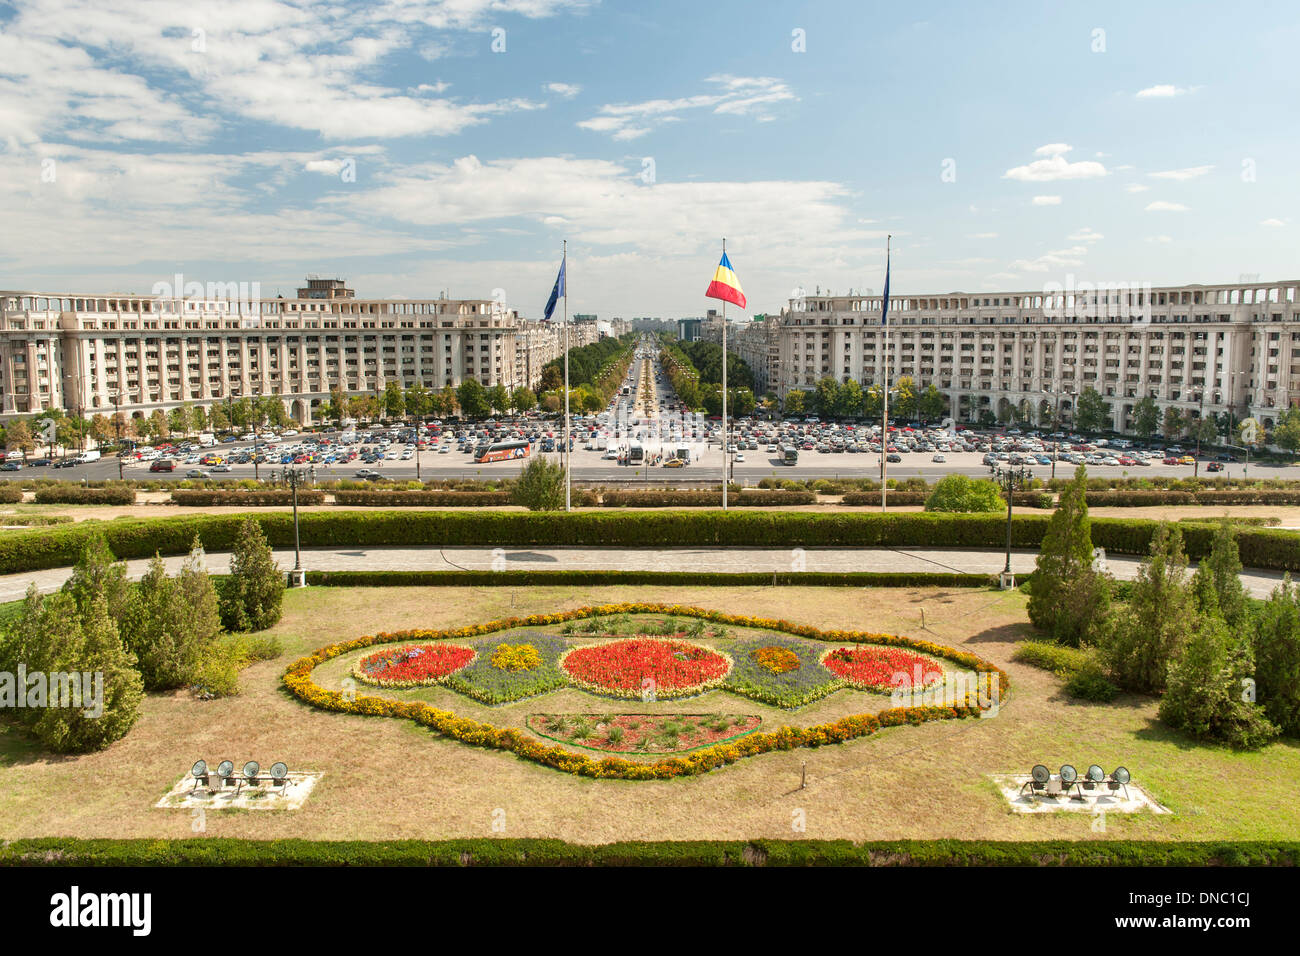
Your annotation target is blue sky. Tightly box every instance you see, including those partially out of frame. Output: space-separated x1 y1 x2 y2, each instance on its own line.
1 0 1296 318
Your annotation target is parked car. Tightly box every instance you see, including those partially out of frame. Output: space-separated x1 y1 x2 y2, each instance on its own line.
149 459 176 472
185 469 208 479
1206 461 1224 472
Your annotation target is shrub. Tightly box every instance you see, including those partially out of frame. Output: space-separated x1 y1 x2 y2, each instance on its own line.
1012 641 1090 676
123 542 222 690
171 490 326 507
1159 616 1278 749
332 491 512 507
0 484 22 503
599 490 815 507
33 484 135 505
1063 661 1120 702
510 457 567 511
1253 577 1300 737
923 474 1005 513
218 520 284 632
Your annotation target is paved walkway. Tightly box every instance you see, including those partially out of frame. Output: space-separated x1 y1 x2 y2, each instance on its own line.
0 546 1289 602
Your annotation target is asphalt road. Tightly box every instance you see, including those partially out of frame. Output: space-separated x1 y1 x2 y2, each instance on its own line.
8 443 1291 485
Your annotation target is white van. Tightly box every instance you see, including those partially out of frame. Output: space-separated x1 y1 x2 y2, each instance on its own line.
77 450 101 463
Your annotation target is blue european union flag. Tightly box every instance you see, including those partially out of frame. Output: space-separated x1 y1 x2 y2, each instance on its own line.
543 257 566 322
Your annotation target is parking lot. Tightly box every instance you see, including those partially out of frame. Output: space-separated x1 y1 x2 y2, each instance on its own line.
2 338 1291 485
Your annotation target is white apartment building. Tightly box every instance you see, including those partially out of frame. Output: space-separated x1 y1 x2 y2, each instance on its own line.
772 279 1300 432
0 279 569 424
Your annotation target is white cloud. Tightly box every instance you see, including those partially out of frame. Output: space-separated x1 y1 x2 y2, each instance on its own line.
578 75 796 139
1125 183 1150 193
1032 195 1062 206
0 0 588 143
1068 227 1104 241
1009 245 1089 272
1261 218 1285 227
546 82 582 98
1005 145 1106 182
1145 201 1189 212
1149 165 1214 180
1135 84 1196 98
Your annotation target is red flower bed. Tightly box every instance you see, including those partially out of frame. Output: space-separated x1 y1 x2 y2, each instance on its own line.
354 643 476 687
559 639 732 699
821 646 944 691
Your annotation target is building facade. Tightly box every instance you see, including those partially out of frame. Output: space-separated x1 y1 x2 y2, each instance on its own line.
731 315 782 396
0 279 567 425
769 279 1300 432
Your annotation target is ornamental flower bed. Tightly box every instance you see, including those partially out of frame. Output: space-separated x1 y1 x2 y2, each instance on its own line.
284 604 1009 781
723 636 844 708
490 643 542 671
821 646 945 692
526 714 762 755
558 638 733 700
353 643 475 688
442 633 570 705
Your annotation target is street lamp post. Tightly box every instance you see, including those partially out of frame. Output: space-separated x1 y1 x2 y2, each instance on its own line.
1193 390 1205 478
111 389 123 480
989 463 1032 585
279 465 308 586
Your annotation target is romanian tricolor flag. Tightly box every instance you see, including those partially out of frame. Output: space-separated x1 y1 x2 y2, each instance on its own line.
705 251 746 309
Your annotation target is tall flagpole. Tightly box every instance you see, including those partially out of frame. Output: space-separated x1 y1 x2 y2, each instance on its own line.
880 235 891 513
721 238 728 511
563 240 571 512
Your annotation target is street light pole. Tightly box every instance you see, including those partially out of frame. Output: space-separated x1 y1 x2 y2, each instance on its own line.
1193 389 1204 478
990 463 1031 579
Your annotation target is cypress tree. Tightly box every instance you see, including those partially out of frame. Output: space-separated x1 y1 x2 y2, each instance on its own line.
1028 465 1110 645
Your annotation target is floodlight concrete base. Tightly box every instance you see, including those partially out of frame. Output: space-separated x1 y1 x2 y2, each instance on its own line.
998 572 1017 590
156 771 322 810
287 568 307 588
991 774 1170 814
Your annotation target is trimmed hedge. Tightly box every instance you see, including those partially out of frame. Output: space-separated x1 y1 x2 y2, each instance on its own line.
841 491 927 506
332 490 512 507
0 483 22 503
599 490 816 507
0 511 1295 575
303 570 1007 588
31 484 135 505
1 837 1296 866
171 490 327 507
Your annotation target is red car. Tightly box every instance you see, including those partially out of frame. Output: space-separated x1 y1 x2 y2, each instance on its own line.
1163 456 1180 465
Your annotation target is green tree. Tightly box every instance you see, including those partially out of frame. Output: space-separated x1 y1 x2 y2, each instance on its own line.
125 541 222 690
835 380 863 419
862 384 884 420
509 456 566 511
813 377 840 418
923 474 1004 513
168 404 192 437
1100 523 1194 693
1159 614 1277 749
892 376 918 419
1132 396 1159 444
1191 520 1247 628
1075 387 1110 433
383 381 406 419
1253 577 1300 736
511 386 537 413
457 379 490 419
20 588 144 753
1028 466 1111 646
405 383 431 419
218 520 284 632
917 384 948 422
1162 405 1184 443
1272 406 1300 454
62 535 136 625
488 383 511 415
783 390 808 416
5 419 33 458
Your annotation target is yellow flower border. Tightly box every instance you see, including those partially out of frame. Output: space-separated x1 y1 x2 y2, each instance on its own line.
283 603 1011 780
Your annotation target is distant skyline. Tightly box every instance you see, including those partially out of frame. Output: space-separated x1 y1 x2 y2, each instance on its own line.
1 0 1297 318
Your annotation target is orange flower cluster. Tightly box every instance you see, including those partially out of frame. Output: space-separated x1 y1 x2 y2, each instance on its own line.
282 604 1009 780
751 645 802 674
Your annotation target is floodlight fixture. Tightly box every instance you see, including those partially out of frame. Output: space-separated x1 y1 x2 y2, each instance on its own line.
191 760 208 779
217 760 234 778
1111 766 1130 785
1059 764 1077 785
1031 764 1050 784
1086 764 1105 782
243 761 260 781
